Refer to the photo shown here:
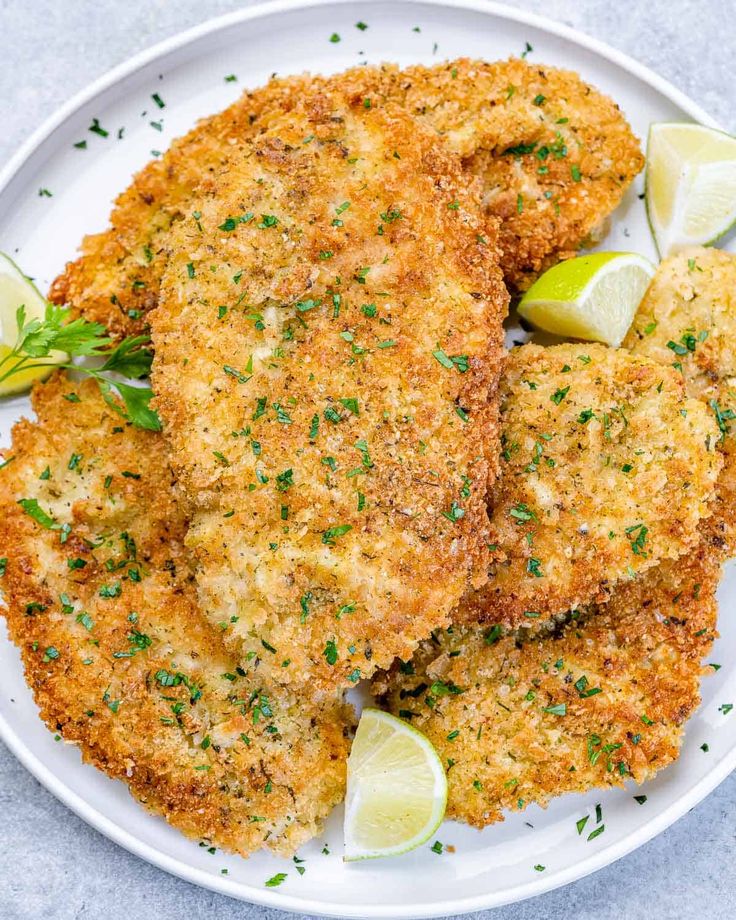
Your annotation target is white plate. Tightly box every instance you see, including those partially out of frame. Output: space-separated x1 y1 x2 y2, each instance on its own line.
1 1 735 916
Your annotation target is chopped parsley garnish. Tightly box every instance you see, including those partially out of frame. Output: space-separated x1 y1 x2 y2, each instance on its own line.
89 118 109 137
18 498 58 530
442 501 465 523
626 523 648 556
322 524 352 545
223 364 251 384
710 399 735 437
218 212 254 231
574 675 602 698
265 872 288 887
433 347 468 372
542 703 566 716
504 142 537 157
323 640 338 665
509 502 535 523
527 557 543 578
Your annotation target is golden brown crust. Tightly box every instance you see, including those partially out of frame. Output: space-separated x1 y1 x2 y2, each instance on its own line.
624 247 736 540
0 376 353 856
367 58 644 290
49 58 642 335
373 249 736 830
374 516 726 828
150 86 507 691
459 342 722 627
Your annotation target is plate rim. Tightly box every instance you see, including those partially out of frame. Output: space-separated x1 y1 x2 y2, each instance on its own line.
0 0 731 916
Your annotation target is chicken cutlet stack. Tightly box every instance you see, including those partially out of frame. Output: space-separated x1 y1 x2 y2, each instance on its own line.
4 52 731 857
376 249 736 828
373 526 725 827
49 58 642 337
2 67 511 853
0 377 352 856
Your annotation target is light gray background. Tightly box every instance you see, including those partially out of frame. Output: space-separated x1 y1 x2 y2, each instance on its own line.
0 1 734 918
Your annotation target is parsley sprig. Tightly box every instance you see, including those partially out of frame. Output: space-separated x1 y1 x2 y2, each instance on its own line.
0 304 160 430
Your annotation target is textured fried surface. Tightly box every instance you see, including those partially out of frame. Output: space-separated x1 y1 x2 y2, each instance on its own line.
374 251 736 829
624 247 736 537
50 58 643 336
151 86 506 691
372 58 644 290
374 516 727 828
459 342 722 627
0 376 352 856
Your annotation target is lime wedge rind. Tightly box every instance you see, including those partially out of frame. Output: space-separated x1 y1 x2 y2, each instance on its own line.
344 708 447 862
517 252 656 347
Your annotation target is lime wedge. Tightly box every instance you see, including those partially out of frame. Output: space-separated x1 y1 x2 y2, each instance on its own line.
344 708 447 861
646 122 736 256
0 253 64 396
517 252 656 347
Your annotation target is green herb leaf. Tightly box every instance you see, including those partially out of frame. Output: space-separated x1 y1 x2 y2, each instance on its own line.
97 379 161 431
542 703 566 716
265 872 288 887
18 498 58 529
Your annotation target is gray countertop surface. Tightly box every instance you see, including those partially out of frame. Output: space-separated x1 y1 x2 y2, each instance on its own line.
1 1 734 917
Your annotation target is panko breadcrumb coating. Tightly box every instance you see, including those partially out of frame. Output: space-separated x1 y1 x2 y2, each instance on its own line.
374 250 736 830
0 376 352 857
49 58 643 337
151 86 506 692
374 515 727 828
459 343 722 628
380 58 644 290
624 246 736 537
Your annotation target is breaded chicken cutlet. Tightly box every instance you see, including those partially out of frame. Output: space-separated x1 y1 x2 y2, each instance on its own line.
624 247 736 537
151 85 506 692
373 515 727 828
0 376 353 857
50 58 643 337
373 249 736 830
459 342 722 628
